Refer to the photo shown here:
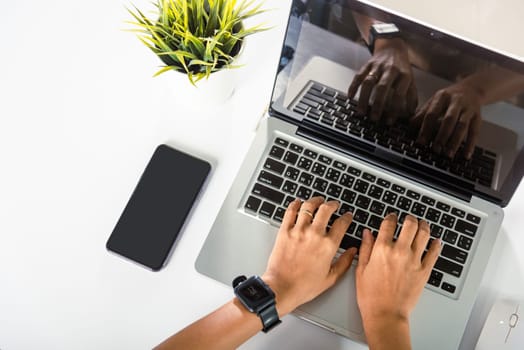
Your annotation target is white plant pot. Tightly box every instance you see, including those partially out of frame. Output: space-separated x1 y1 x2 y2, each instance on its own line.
170 42 246 107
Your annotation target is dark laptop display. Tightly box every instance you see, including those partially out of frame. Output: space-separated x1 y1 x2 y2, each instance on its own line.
270 0 524 207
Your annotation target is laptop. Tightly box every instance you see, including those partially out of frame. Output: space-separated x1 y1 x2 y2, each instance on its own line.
196 0 524 348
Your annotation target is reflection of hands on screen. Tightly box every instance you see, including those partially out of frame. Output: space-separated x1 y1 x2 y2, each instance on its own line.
348 37 418 124
411 82 483 159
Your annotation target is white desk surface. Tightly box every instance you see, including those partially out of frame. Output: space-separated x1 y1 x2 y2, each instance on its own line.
1 0 523 349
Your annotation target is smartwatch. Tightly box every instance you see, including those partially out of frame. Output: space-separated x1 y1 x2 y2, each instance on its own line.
233 275 282 333
368 23 401 54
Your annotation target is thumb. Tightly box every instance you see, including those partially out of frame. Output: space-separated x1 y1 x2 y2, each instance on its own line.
329 247 357 283
357 229 374 272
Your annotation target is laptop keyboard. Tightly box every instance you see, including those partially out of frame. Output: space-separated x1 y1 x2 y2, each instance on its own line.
244 136 483 299
292 81 497 188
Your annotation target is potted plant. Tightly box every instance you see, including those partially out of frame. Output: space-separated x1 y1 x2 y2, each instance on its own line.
128 0 267 103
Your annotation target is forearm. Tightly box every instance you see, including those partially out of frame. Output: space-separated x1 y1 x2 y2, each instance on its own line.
155 298 264 350
363 315 412 350
461 66 524 105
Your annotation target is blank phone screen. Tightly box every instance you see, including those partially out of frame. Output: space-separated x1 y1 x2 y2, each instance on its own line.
106 145 210 271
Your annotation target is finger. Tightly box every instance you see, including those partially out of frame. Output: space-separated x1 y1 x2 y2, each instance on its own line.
348 63 372 98
396 215 419 249
328 212 353 245
370 69 398 121
464 113 482 159
357 68 380 116
446 110 473 158
418 92 448 145
311 200 340 232
411 99 429 129
375 213 398 245
296 196 325 228
329 247 357 285
357 229 375 271
412 220 431 260
422 238 442 271
281 198 301 230
433 95 462 154
405 82 419 117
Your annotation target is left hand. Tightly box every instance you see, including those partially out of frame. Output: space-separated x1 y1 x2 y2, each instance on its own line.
262 197 357 317
411 82 483 159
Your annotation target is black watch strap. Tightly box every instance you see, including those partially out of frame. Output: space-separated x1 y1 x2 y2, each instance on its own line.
259 303 282 333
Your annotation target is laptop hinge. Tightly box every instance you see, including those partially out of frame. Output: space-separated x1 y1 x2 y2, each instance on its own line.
297 120 473 203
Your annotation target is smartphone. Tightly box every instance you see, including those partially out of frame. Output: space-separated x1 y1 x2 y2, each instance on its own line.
106 144 211 271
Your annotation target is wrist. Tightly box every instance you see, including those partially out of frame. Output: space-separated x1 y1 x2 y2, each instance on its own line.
373 37 407 54
260 274 297 317
362 312 411 349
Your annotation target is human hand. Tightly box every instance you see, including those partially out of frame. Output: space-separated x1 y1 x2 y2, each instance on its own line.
356 214 441 337
262 197 358 317
348 38 417 124
411 82 483 159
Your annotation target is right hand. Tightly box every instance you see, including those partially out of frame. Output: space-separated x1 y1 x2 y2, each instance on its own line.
348 38 418 124
356 214 441 330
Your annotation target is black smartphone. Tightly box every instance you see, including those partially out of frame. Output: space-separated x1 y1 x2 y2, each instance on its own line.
106 144 211 271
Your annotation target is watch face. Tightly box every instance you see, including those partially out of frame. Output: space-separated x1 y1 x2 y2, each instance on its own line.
238 283 270 302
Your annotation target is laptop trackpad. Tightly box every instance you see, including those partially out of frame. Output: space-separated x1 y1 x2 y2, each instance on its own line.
295 263 364 336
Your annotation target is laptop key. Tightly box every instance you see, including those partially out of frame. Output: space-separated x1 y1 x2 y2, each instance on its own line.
327 184 342 198
259 202 276 218
451 208 466 218
245 196 262 212
386 206 400 216
269 146 285 159
275 138 289 147
355 225 367 238
334 161 347 171
284 166 300 181
354 209 369 224
312 162 327 176
282 181 298 195
421 195 436 206
440 214 456 228
441 244 468 264
298 173 314 186
258 171 284 189
377 178 391 188
407 190 421 200
392 184 406 194
466 213 481 224
297 157 313 171
441 282 456 294
455 219 478 237
430 224 444 238
304 149 318 159
436 201 451 212
355 195 371 210
290 143 303 153
425 208 441 223
457 235 473 251
319 155 332 165
283 196 295 208
339 203 355 215
443 230 458 245
313 178 328 192
340 173 355 187
368 185 383 199
354 179 369 194
368 215 382 230
296 186 312 200
340 234 362 250
370 200 385 215
283 151 299 165
341 189 357 203
363 172 376 182
382 190 398 205
264 158 286 174
273 207 286 222
435 257 463 278
428 270 443 287
397 196 412 211
252 184 284 205
326 168 341 182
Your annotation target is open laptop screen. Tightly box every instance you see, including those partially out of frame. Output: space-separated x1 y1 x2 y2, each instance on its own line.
269 0 524 207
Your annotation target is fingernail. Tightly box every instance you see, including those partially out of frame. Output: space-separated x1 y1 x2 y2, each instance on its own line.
349 247 358 255
386 212 397 219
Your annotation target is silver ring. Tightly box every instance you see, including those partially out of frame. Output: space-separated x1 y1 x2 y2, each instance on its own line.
299 209 314 219
368 71 379 81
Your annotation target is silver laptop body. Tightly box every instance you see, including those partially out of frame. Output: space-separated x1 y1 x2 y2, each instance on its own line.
196 1 524 348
